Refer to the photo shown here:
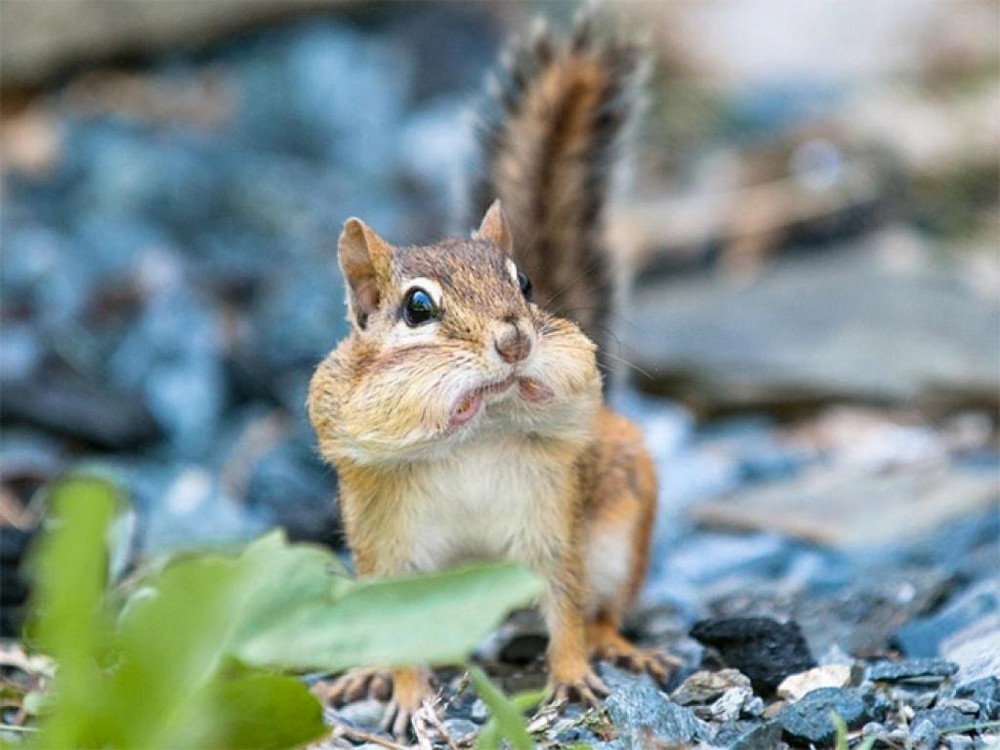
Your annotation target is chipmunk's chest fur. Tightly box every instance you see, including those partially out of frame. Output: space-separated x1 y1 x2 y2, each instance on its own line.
381 434 579 572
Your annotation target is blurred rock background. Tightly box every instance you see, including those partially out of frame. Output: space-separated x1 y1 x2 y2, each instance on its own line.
1 0 997 737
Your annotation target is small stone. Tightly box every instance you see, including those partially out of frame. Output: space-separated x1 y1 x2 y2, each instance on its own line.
777 664 852 702
690 617 815 695
936 698 980 714
909 719 940 749
913 690 938 709
552 725 600 745
861 721 884 736
743 696 765 717
887 727 909 743
600 665 711 746
775 687 871 746
871 690 892 720
727 720 783 750
952 676 999 719
442 718 477 741
470 698 489 722
671 669 752 706
911 706 968 732
709 686 753 722
868 658 959 683
890 685 922 704
763 700 787 719
710 720 749 747
946 735 974 750
334 699 384 731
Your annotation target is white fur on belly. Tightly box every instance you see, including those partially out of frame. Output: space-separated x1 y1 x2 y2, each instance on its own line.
401 436 563 573
586 519 634 616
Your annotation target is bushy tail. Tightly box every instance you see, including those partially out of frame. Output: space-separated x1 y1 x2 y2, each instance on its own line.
466 12 644 362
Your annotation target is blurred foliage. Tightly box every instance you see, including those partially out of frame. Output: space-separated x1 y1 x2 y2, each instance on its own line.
19 476 543 749
469 666 544 750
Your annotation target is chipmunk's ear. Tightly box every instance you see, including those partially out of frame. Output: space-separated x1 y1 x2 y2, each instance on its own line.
338 218 393 329
474 200 513 256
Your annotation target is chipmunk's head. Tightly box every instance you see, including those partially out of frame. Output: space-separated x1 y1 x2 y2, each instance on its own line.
311 201 601 464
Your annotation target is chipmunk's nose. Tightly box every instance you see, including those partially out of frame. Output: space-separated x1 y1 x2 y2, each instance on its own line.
494 321 532 364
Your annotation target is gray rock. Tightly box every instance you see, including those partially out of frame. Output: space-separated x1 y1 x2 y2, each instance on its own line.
910 719 941 749
707 686 754 722
937 698 980 715
945 735 974 750
237 23 411 174
552 724 601 745
244 435 340 546
0 368 161 449
628 247 1000 408
861 721 885 737
671 669 752 706
109 285 226 456
868 658 959 683
951 676 999 720
442 718 477 742
237 258 349 403
0 0 339 87
600 665 710 747
470 698 489 722
914 690 939 708
895 579 1000 658
727 720 784 750
910 706 969 733
690 617 815 695
743 696 765 717
942 611 1000 687
775 687 871 745
333 698 384 732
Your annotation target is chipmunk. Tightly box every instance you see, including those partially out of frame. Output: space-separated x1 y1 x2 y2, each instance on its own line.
308 15 673 738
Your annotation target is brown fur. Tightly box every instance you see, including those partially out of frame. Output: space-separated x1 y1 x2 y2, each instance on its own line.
467 14 642 375
307 16 663 739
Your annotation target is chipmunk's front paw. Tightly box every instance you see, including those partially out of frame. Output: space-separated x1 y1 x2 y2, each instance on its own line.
317 667 393 705
380 667 437 739
548 668 609 708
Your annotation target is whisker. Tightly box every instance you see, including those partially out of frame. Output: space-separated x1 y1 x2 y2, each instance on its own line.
543 256 607 310
601 350 654 380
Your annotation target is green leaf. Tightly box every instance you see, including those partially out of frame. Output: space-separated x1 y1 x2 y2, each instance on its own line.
237 562 543 671
103 532 343 748
469 666 539 750
27 500 541 750
227 532 353 647
830 711 848 750
28 477 118 749
210 673 328 749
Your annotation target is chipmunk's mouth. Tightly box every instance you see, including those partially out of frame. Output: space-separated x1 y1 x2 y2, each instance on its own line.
448 376 554 428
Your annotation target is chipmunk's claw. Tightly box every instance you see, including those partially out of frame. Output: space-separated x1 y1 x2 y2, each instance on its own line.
380 701 416 739
321 668 393 705
382 667 438 740
548 670 609 708
595 646 681 687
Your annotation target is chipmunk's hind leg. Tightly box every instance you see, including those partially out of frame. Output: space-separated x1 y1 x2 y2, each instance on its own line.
584 408 678 685
587 613 681 686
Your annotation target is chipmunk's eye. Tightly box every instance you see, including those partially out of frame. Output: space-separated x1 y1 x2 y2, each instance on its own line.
517 270 533 302
402 287 439 327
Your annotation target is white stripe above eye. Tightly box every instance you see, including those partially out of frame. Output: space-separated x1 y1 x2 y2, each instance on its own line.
505 258 519 284
403 277 443 307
